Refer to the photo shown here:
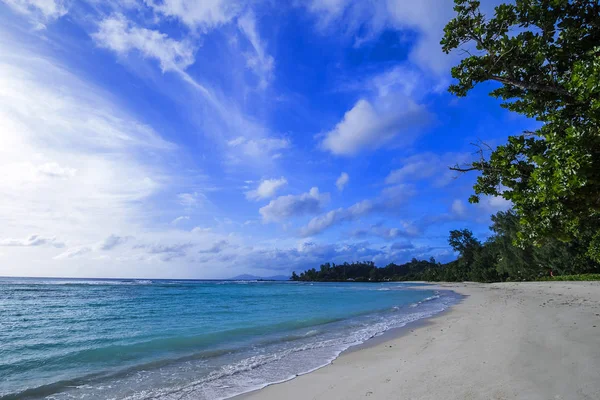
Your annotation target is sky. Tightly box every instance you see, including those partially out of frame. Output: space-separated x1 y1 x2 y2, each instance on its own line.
0 0 529 279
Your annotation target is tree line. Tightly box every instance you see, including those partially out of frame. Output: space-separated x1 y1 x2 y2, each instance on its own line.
291 209 600 283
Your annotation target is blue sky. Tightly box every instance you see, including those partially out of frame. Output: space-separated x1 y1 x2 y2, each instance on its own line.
0 0 526 279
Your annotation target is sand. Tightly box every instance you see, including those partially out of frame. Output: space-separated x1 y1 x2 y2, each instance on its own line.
239 282 600 400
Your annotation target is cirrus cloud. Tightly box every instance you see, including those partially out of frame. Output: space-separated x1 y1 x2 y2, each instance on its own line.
0 234 65 248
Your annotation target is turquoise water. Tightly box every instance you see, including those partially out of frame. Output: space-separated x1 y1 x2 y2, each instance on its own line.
0 278 460 399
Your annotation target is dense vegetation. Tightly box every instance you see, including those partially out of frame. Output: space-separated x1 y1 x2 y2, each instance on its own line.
291 210 600 282
292 0 600 283
291 259 439 282
443 0 600 262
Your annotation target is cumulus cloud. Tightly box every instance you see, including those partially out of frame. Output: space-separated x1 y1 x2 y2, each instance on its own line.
321 96 429 156
246 177 287 201
321 66 432 156
237 11 275 89
0 234 64 248
259 187 329 222
93 14 196 72
336 172 349 191
299 184 415 237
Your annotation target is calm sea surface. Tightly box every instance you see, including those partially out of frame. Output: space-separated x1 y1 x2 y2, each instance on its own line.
0 278 460 399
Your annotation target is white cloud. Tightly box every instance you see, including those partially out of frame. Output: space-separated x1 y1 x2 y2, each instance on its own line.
451 199 467 216
478 195 512 213
385 152 470 187
0 234 64 248
368 65 424 98
2 0 67 27
171 215 190 225
146 0 241 31
93 14 196 72
177 192 207 208
299 199 372 237
299 184 415 237
237 11 274 89
0 32 176 276
335 172 349 191
35 162 77 178
321 97 428 155
98 234 130 251
259 187 329 223
303 0 457 75
379 183 416 207
91 10 281 174
320 66 432 156
227 136 290 160
199 239 229 254
53 246 92 260
246 177 287 201
305 0 347 21
138 242 193 260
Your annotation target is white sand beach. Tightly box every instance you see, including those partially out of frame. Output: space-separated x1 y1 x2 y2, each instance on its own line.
240 282 600 400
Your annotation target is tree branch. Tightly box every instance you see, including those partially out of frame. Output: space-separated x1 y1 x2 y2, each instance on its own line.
489 75 570 96
450 165 480 172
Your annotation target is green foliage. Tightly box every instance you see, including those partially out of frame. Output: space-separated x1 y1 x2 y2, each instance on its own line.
293 1 600 284
442 0 600 262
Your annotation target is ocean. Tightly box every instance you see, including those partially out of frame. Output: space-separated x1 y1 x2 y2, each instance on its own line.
0 278 461 399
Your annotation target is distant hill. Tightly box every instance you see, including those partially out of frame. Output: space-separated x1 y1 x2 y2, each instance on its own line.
230 274 290 281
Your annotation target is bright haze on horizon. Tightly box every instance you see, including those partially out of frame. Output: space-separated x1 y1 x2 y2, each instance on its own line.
0 0 520 279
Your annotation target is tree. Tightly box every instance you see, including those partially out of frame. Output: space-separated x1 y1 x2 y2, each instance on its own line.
442 0 600 261
488 210 538 279
449 229 481 262
470 242 501 282
448 229 482 280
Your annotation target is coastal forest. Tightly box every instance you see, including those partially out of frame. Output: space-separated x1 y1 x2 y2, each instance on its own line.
293 0 600 283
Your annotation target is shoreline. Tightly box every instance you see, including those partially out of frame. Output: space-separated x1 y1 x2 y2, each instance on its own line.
344 288 462 354
238 282 600 400
228 286 460 400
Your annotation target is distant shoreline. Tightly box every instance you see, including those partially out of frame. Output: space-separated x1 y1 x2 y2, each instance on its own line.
239 282 600 400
